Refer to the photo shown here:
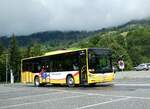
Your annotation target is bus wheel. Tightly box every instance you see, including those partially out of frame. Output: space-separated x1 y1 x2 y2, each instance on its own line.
34 76 40 87
89 83 96 87
66 75 75 87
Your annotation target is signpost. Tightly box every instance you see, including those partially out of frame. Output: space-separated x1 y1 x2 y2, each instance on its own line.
10 69 14 84
118 60 125 71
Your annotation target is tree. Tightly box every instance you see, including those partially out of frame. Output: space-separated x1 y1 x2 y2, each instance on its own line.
126 28 150 65
72 32 133 70
0 42 7 82
0 53 6 81
9 34 21 81
0 42 4 55
96 35 133 70
26 43 43 57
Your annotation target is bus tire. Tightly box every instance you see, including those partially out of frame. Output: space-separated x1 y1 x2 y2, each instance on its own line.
66 75 75 87
34 76 40 87
89 83 96 87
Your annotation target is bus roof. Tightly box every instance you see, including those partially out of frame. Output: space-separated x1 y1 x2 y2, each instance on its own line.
22 48 86 61
44 48 85 56
22 48 111 61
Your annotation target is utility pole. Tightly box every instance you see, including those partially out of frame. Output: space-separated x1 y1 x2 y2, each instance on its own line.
6 54 8 84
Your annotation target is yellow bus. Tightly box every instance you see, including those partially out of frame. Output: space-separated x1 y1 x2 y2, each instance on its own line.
21 48 115 87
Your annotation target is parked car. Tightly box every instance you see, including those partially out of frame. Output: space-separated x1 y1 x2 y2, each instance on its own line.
134 64 149 71
146 63 150 70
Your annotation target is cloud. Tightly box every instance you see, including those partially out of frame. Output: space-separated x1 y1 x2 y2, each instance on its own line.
0 0 150 36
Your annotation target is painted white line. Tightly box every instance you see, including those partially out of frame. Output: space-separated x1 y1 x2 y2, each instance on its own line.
0 88 72 100
77 97 130 109
115 83 150 87
129 96 150 100
0 89 25 94
0 91 65 101
0 95 87 109
0 88 66 100
60 90 150 100
0 87 51 94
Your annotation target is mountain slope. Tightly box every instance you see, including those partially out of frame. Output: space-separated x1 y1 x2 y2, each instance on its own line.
71 19 150 69
0 19 150 69
0 31 93 48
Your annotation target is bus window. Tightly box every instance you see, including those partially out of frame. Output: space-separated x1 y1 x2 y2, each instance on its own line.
23 61 32 72
49 60 53 72
37 65 41 72
88 49 112 73
32 63 40 73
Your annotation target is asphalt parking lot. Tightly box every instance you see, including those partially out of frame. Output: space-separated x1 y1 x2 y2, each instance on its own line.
0 71 150 109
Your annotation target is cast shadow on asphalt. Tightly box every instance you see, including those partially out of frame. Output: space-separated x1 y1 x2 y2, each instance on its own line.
25 83 150 91
26 83 116 91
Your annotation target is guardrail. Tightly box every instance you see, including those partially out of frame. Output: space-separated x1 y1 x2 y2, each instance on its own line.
115 70 150 79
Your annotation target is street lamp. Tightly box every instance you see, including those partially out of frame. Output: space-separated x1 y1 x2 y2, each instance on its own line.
5 54 8 84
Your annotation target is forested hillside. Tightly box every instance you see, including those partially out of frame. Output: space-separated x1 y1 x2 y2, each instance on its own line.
71 19 150 69
0 31 93 49
0 19 150 82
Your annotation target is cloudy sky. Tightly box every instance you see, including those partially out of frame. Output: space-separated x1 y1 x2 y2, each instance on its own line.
0 0 150 36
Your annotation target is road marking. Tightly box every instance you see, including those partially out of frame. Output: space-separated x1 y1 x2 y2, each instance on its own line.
0 95 87 109
77 97 130 109
0 88 71 101
115 83 150 87
0 91 65 101
0 89 25 94
58 90 150 100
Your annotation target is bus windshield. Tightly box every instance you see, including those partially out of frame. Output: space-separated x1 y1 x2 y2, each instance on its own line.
88 49 112 73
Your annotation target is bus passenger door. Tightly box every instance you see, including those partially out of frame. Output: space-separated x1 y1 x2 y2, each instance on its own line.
79 51 87 85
